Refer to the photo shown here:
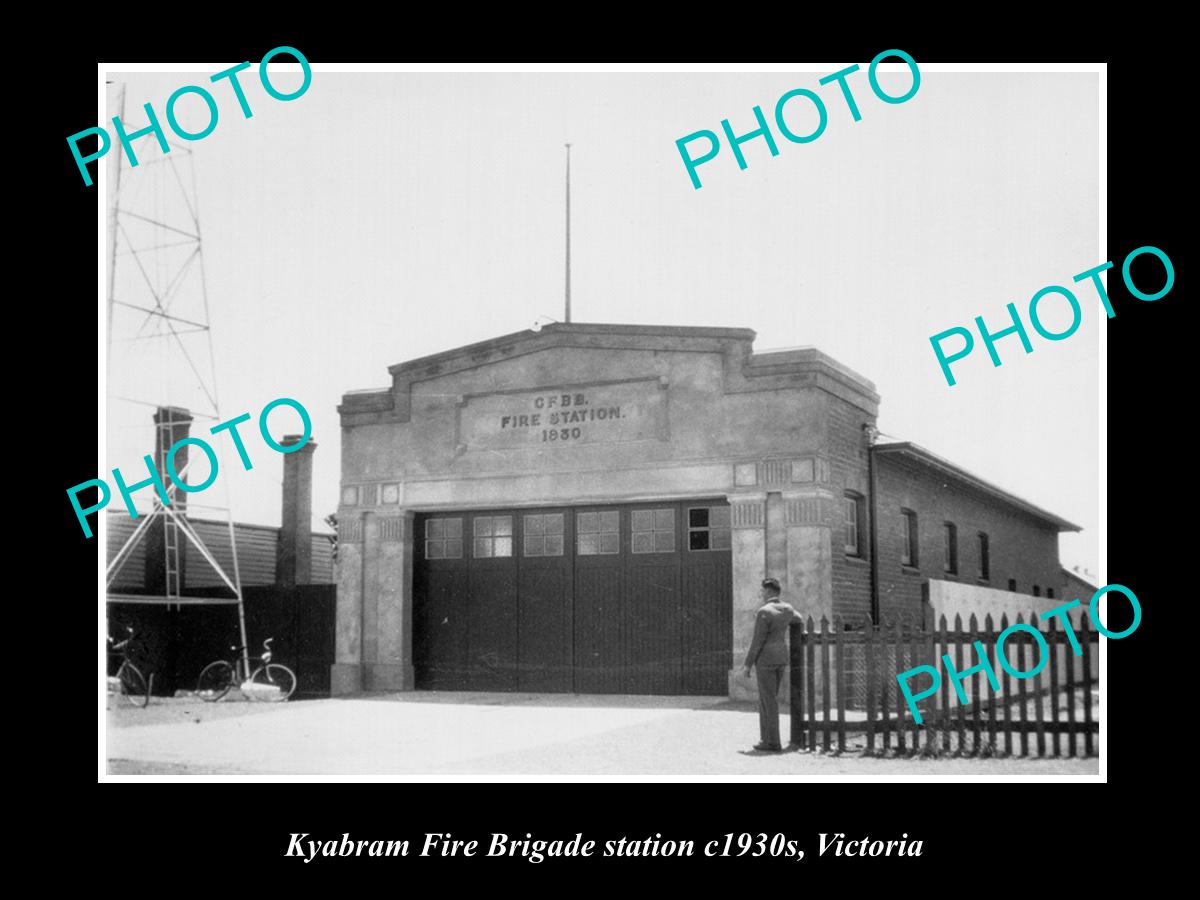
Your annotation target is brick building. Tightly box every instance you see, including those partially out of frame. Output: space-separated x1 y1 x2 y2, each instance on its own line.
333 324 1084 700
839 442 1079 628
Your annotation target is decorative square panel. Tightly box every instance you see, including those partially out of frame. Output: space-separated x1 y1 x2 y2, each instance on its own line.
791 458 815 482
341 485 359 505
734 462 757 486
381 483 400 504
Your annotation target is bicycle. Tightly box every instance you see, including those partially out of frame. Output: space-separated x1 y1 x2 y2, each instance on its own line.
196 638 297 702
107 626 151 708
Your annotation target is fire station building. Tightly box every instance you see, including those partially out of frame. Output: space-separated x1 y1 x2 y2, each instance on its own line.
332 324 1080 699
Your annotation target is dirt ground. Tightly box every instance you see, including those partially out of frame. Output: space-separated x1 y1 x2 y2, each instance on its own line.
104 691 1101 778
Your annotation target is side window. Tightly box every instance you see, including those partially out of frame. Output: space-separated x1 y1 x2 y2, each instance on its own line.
900 509 919 568
424 517 463 559
977 532 990 580
688 506 731 551
943 522 958 574
577 510 620 555
844 493 865 557
523 513 565 557
633 508 675 553
473 515 513 558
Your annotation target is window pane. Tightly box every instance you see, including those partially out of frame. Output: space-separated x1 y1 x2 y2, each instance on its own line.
578 512 598 534
524 514 544 535
710 506 730 527
474 517 492 537
600 511 619 533
544 534 564 556
654 530 675 552
599 532 619 554
655 508 674 531
494 516 512 537
690 531 710 550
524 535 543 556
578 533 599 555
633 532 654 554
445 539 462 558
689 507 709 528
632 510 654 532
427 519 443 539
544 513 564 534
444 518 462 538
474 538 493 558
494 536 512 557
426 540 443 559
712 528 731 550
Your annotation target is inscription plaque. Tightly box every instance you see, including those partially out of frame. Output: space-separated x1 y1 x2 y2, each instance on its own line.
458 379 666 451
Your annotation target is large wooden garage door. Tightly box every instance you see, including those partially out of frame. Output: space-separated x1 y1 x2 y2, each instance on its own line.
413 499 730 695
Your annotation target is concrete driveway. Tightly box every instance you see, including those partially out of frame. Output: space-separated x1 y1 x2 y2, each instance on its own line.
105 692 1102 777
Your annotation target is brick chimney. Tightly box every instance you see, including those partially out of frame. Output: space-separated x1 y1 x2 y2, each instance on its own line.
145 406 193 595
278 434 317 587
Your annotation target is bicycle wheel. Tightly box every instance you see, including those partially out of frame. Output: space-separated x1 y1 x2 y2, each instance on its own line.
248 663 297 702
196 661 235 701
117 660 149 708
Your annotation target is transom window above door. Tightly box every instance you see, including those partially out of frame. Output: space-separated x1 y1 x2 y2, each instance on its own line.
632 508 675 553
424 517 463 559
473 515 513 558
577 510 619 555
523 513 565 557
688 506 731 550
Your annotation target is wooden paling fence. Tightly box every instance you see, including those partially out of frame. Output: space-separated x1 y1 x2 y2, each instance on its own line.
788 612 1099 758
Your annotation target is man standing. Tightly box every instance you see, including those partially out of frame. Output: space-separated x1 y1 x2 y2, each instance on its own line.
742 577 796 752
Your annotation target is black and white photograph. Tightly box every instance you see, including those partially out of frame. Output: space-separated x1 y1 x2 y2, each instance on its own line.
88 59 1116 780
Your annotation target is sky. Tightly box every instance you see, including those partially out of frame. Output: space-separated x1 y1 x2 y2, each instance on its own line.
103 65 1100 578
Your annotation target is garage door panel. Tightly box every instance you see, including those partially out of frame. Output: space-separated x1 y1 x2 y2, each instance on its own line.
469 566 518 691
574 565 623 694
626 560 681 694
518 565 572 692
683 556 732 695
413 566 469 690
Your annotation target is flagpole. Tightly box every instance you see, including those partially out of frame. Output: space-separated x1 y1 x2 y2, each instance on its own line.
564 142 572 324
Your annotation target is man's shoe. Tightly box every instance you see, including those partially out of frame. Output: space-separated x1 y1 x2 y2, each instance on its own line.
753 742 783 752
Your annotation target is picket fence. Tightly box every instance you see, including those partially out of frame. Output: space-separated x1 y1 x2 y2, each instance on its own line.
787 612 1099 758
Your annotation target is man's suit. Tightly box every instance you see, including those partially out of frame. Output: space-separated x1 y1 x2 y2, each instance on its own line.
744 599 797 749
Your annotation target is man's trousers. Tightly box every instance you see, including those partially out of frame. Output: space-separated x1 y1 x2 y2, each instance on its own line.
755 663 786 748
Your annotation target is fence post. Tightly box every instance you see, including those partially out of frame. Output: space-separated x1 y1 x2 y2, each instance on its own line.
953 613 965 756
881 620 891 755
1015 613 1029 757
909 617 923 753
1065 610 1076 758
806 615 817 752
790 620 804 748
820 616 832 753
865 619 876 756
969 613 983 755
939 614 950 755
985 613 998 754
1048 613 1061 757
834 615 846 754
1032 612 1046 757
1082 613 1095 757
1000 613 1013 757
925 615 937 754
